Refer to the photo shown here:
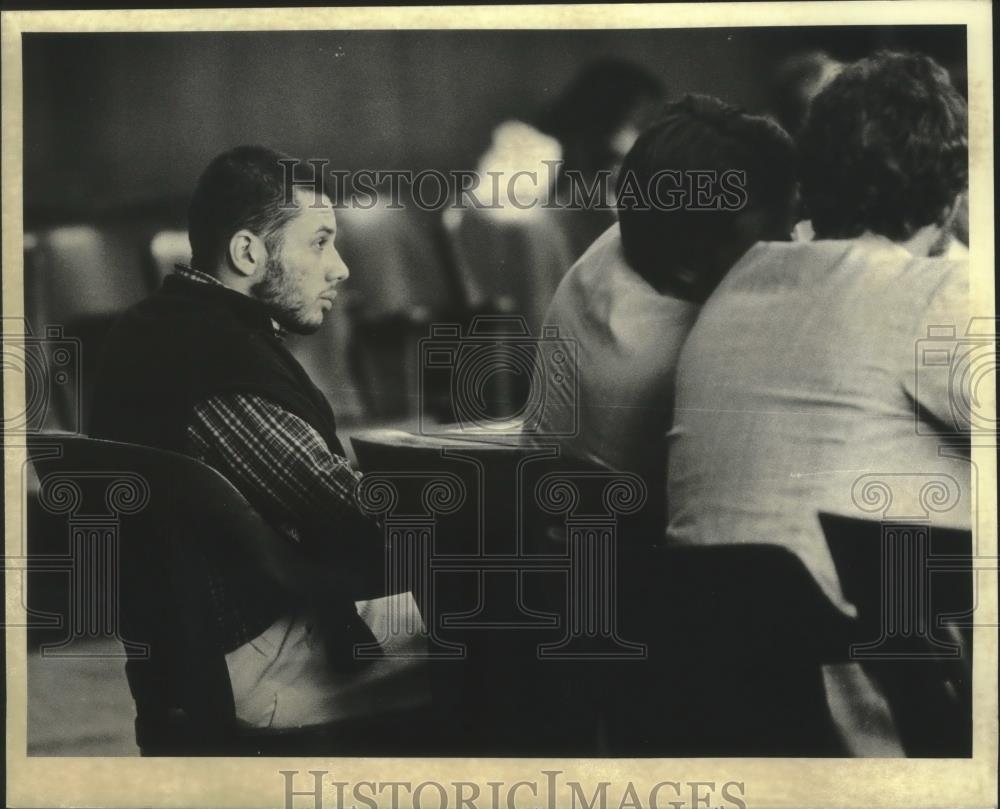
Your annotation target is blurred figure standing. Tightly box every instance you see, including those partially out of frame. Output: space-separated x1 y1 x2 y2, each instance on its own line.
535 59 667 260
446 59 666 336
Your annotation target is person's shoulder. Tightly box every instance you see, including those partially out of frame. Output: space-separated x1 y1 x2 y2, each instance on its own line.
715 239 838 289
104 283 249 358
905 251 968 279
551 223 621 288
750 238 849 261
129 279 249 325
571 223 621 266
904 253 969 315
730 238 835 270
99 287 167 341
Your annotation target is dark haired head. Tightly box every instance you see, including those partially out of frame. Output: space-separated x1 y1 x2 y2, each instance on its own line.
617 94 796 301
188 145 309 273
798 50 967 242
537 59 665 175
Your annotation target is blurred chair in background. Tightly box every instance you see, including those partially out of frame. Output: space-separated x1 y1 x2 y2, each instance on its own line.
336 198 464 422
149 229 191 284
28 225 156 325
24 224 159 433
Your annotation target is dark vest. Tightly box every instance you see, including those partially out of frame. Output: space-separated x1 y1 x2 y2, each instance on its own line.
90 275 375 661
90 274 346 458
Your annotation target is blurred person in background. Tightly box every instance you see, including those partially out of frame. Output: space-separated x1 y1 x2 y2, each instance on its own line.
91 145 427 730
537 58 668 259
766 49 845 242
446 59 666 337
767 49 844 137
665 51 970 755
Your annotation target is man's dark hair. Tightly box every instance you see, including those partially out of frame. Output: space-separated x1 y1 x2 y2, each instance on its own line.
617 94 796 296
798 50 968 241
188 145 306 273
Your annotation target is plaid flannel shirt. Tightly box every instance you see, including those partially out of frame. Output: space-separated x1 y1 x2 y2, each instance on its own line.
176 265 366 538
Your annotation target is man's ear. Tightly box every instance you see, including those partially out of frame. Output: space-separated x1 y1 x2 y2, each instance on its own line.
228 229 266 278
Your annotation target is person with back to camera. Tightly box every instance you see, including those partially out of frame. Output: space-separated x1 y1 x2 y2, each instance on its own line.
665 51 970 756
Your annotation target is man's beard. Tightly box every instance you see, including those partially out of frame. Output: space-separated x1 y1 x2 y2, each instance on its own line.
250 252 319 335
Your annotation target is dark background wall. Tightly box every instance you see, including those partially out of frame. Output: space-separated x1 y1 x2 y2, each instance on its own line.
22 26 967 225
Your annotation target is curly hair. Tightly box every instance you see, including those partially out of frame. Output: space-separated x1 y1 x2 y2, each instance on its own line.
798 51 967 241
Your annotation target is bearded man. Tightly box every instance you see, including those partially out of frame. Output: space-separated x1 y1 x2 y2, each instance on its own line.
91 146 426 730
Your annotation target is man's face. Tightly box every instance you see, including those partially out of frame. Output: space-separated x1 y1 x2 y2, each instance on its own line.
252 189 348 334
